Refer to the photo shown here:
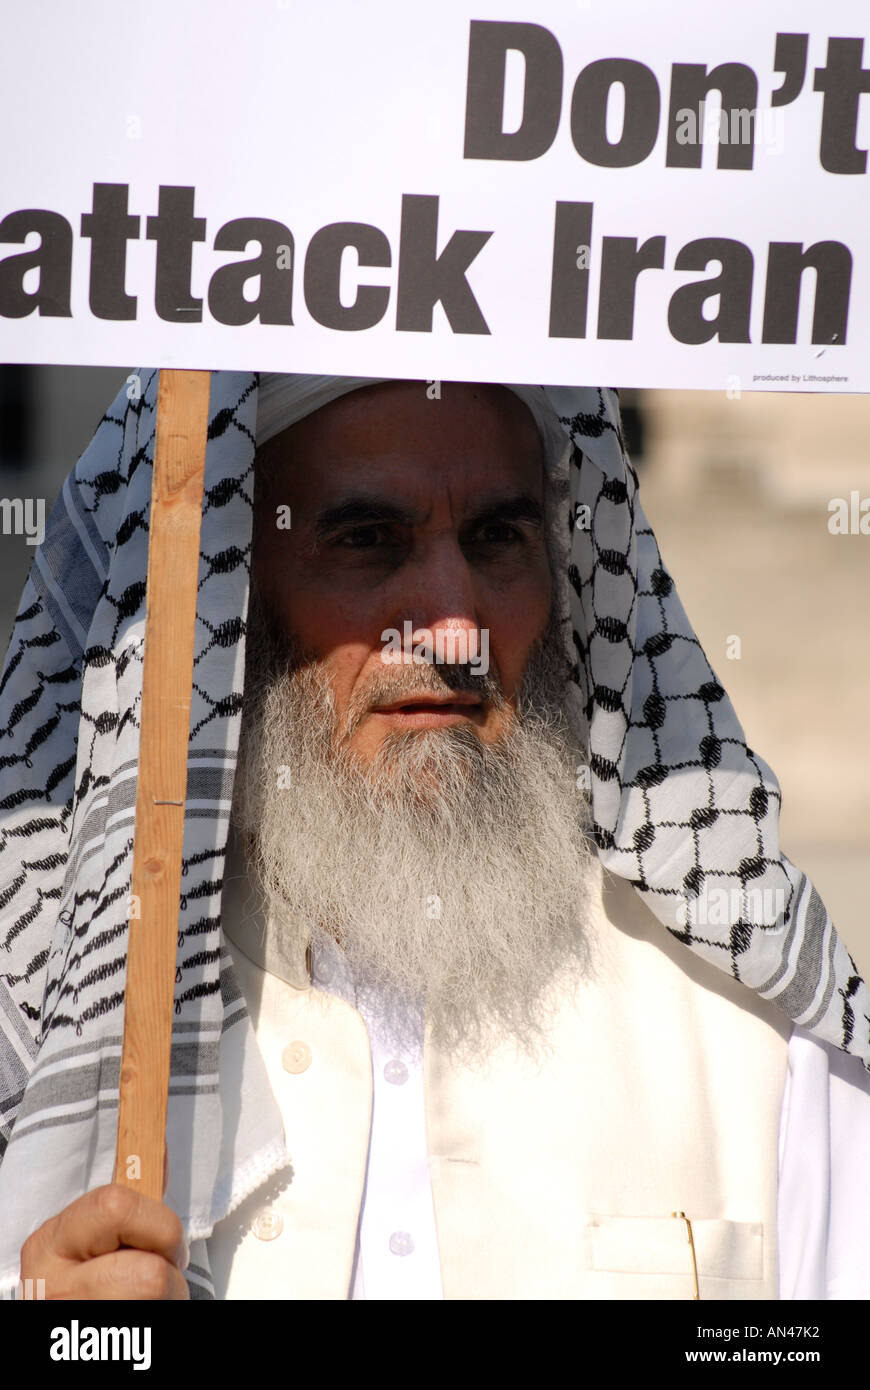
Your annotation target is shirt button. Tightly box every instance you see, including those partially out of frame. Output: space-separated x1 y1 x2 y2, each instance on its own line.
313 956 334 985
282 1040 312 1074
383 1059 408 1085
251 1207 283 1241
389 1231 415 1257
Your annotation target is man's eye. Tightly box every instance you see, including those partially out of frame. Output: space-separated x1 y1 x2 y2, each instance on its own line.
335 525 388 548
474 522 523 545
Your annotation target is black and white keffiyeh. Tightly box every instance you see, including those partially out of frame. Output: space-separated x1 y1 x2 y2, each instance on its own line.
0 368 867 1293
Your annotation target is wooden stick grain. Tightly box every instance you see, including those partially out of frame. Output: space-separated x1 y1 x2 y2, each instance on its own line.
113 369 211 1199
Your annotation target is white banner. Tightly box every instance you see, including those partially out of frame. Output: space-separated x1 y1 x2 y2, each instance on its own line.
1 0 868 390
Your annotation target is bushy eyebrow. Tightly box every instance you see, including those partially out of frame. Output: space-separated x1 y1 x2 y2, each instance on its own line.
314 497 419 542
467 495 543 529
313 491 543 543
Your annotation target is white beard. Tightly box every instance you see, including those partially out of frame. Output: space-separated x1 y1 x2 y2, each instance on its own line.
231 590 599 1065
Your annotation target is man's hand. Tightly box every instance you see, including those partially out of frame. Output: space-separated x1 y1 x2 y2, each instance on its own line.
20 1184 190 1300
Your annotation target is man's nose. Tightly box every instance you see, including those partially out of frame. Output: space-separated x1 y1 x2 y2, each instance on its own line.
387 539 483 659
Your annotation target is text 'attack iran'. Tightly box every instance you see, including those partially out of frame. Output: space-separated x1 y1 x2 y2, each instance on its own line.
0 24 866 347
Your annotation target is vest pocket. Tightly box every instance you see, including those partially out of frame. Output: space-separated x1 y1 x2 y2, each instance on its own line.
587 1215 763 1281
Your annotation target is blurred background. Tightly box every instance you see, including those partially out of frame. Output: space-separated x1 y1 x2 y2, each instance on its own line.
0 367 867 972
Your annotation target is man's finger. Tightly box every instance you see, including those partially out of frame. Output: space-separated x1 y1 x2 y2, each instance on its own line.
44 1185 187 1269
47 1248 191 1302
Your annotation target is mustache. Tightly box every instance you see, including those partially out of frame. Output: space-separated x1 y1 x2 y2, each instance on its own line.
341 659 505 740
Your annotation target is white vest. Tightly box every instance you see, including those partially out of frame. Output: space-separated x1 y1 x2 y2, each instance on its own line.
208 856 790 1299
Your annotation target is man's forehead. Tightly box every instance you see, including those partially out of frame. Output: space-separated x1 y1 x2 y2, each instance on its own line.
255 379 546 511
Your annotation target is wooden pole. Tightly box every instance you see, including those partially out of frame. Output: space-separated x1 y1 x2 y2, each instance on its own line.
113 368 211 1200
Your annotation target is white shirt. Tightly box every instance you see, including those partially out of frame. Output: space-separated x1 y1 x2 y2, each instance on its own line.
306 936 443 1300
208 935 870 1300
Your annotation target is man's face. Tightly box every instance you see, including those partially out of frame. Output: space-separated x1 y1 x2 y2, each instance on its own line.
251 380 552 764
238 379 595 1057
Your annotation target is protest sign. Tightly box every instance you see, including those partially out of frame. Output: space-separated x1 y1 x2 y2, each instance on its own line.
1 0 868 390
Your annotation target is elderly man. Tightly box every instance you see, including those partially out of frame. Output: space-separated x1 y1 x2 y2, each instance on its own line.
3 372 870 1301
